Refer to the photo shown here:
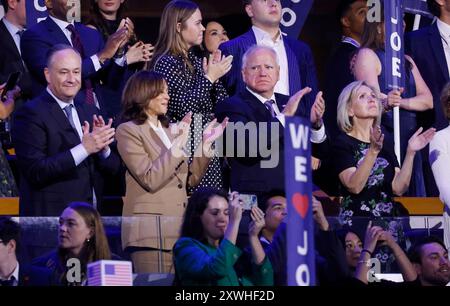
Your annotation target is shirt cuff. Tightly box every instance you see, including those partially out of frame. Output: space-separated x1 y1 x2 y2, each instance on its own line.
99 146 111 159
114 55 127 67
71 144 89 166
91 55 102 71
310 124 326 143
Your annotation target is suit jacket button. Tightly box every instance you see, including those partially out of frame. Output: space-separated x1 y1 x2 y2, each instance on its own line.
183 202 186 208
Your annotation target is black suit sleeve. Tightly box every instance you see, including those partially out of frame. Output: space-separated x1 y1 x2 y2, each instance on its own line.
12 105 77 187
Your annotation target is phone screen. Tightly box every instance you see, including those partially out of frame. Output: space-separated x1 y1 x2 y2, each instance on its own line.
1 71 21 100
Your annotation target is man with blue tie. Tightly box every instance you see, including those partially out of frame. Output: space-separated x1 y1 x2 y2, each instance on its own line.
219 0 319 117
215 45 327 195
405 0 450 196
21 0 129 118
12 45 120 216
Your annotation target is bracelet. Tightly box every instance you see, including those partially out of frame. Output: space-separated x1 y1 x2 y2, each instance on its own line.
361 249 373 256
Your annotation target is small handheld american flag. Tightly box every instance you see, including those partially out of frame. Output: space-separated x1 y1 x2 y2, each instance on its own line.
87 260 133 286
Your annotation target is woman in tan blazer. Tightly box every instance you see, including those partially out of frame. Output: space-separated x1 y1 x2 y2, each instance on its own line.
116 71 227 273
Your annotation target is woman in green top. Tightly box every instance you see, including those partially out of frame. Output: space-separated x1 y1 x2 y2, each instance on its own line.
173 188 273 286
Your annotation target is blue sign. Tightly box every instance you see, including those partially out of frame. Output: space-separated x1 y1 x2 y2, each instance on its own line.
26 0 48 28
285 116 316 286
384 0 405 90
403 0 433 18
280 0 314 38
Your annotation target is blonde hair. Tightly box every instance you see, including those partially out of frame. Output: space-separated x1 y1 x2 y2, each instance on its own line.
337 81 382 132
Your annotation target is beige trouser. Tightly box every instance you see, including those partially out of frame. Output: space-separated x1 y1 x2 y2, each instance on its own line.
131 249 174 274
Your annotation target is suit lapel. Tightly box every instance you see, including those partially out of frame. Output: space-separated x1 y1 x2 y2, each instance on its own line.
283 38 301 94
430 23 450 82
138 123 170 155
0 20 21 60
241 90 273 121
45 92 81 145
44 17 72 46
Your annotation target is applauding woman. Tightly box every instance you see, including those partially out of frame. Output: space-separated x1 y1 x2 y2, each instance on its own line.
334 81 435 271
149 0 232 192
173 188 273 286
116 71 227 273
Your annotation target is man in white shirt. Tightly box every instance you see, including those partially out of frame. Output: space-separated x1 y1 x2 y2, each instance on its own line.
220 0 319 117
12 45 121 216
0 0 33 145
215 45 327 195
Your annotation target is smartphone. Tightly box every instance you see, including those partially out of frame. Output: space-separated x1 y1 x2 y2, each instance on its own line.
1 71 21 100
239 194 258 210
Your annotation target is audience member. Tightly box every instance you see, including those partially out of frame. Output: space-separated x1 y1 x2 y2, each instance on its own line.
203 20 229 54
0 0 32 110
12 45 120 216
353 7 433 196
334 80 435 271
430 82 450 249
21 0 130 118
32 202 115 286
150 0 232 192
324 0 367 141
0 83 19 197
258 190 286 250
0 217 53 286
173 188 273 286
351 221 417 284
215 45 327 195
407 236 450 286
219 0 319 116
116 70 227 273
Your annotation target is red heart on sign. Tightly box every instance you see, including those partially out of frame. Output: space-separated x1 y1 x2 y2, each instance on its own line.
292 193 309 219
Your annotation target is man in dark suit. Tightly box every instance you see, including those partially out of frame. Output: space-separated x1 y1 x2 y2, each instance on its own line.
324 0 367 141
219 0 318 117
12 45 120 216
405 0 450 196
0 0 32 105
215 45 327 195
0 217 54 286
20 0 129 118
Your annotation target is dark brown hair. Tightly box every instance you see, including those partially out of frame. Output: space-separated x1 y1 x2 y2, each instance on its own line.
121 70 170 127
58 202 111 284
427 0 441 17
360 5 384 50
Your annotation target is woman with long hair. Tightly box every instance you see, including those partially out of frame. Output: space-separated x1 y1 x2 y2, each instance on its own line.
173 187 272 286
352 7 433 196
31 202 112 286
149 0 233 193
116 70 227 273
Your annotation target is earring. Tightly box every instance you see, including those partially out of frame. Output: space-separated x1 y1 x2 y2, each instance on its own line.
86 238 90 243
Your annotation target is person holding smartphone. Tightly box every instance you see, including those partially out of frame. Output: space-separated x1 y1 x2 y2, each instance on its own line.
173 187 273 286
0 82 19 196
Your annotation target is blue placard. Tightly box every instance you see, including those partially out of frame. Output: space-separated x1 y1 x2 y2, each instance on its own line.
285 116 316 286
26 0 48 28
403 0 433 18
280 0 314 38
384 0 405 90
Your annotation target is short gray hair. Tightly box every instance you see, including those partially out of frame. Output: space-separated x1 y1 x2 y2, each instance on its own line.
241 45 280 70
46 44 81 69
336 81 382 133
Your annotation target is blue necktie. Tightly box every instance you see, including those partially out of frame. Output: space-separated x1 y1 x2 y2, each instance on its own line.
0 278 15 286
264 99 277 118
63 104 77 132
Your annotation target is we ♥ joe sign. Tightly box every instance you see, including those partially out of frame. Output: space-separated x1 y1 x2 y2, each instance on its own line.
285 116 316 286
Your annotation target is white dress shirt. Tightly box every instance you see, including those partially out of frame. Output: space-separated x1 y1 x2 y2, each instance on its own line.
252 26 290 96
2 18 24 54
246 88 326 143
437 19 450 78
0 262 19 286
148 120 172 149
